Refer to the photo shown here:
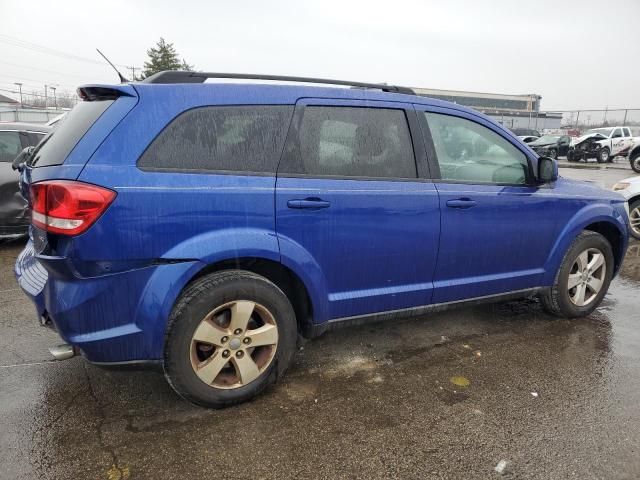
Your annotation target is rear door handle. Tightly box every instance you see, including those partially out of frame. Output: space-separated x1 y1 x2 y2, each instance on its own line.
446 198 477 209
287 198 331 210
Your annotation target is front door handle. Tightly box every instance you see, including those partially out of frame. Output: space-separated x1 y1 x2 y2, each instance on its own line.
446 198 477 209
287 198 331 210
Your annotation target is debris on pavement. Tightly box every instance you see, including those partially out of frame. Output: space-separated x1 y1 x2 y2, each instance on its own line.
494 460 509 474
450 376 471 387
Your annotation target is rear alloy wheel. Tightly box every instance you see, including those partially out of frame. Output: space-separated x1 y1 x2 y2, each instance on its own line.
164 270 297 408
629 200 640 240
540 231 613 318
631 154 640 174
598 147 610 163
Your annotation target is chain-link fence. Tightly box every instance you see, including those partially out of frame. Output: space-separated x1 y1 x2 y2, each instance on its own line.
544 109 640 131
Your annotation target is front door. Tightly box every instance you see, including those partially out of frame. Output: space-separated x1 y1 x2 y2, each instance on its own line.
275 100 440 322
415 107 568 304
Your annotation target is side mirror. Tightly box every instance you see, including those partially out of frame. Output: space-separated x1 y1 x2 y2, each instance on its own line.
538 156 558 183
12 146 34 172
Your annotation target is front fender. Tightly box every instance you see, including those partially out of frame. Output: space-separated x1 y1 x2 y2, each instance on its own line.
542 203 628 284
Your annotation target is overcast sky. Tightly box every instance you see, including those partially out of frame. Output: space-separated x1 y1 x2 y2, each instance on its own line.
1 0 639 110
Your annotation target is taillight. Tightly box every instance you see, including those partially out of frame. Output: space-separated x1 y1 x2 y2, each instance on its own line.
30 180 116 236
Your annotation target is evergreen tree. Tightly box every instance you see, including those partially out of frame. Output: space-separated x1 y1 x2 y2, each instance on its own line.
141 38 194 78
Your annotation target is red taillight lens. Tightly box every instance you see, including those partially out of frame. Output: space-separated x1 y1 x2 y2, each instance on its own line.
30 181 116 236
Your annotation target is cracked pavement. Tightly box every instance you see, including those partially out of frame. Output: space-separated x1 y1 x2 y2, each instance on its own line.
1 168 639 479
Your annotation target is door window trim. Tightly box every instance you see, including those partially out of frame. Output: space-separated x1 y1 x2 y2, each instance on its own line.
414 106 537 187
275 99 430 182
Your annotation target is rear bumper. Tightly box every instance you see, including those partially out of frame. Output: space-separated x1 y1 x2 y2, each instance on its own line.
15 239 201 363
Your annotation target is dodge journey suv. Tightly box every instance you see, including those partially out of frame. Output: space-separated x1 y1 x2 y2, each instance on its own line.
15 72 629 408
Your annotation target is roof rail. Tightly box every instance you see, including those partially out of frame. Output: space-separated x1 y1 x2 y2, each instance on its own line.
142 71 415 95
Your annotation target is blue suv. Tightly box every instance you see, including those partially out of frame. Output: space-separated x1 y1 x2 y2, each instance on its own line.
15 72 629 407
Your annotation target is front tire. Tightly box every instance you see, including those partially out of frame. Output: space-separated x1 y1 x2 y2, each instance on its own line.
164 270 297 408
540 231 614 318
629 199 640 240
547 148 558 159
597 147 610 163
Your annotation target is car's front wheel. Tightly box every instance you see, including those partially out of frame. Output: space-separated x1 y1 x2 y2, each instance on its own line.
164 270 297 408
597 147 610 163
547 148 558 159
629 199 640 240
540 231 614 318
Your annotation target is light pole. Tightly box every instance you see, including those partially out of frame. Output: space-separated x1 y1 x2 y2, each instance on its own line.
50 86 57 109
13 82 23 105
44 84 48 108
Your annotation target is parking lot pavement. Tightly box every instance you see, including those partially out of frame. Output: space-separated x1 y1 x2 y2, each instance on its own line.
1 173 640 480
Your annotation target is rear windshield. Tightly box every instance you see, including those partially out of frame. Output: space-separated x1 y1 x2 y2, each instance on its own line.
31 100 114 167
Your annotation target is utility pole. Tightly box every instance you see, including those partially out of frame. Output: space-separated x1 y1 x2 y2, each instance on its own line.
50 86 57 109
129 66 138 80
44 84 48 108
13 83 23 105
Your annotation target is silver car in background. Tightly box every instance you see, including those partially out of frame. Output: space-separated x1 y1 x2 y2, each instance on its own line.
0 122 50 239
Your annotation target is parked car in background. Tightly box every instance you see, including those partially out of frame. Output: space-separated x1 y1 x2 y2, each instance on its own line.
568 126 635 163
518 135 539 144
528 135 571 159
511 127 541 138
613 177 640 239
0 122 50 239
15 72 629 408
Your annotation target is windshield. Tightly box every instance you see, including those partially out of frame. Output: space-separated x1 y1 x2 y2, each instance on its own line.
533 135 560 143
585 128 613 137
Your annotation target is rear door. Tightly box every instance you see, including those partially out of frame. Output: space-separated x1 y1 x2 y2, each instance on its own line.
415 106 569 303
275 99 440 322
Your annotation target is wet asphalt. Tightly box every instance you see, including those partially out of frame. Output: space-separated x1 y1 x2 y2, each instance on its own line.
0 168 639 480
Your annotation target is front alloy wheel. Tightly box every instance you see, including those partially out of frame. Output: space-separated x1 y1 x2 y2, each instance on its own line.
629 200 640 239
567 248 606 307
190 300 278 389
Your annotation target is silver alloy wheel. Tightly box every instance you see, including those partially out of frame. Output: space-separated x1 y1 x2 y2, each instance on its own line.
567 248 606 307
630 206 640 237
599 149 609 162
633 156 640 173
190 300 278 389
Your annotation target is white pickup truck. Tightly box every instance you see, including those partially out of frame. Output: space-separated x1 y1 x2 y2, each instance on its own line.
567 126 637 164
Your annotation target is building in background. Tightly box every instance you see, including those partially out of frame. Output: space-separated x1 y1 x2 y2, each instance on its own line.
0 94 19 109
413 87 562 131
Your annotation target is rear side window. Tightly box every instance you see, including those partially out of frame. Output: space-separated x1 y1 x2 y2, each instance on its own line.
138 106 293 173
280 106 417 179
0 131 22 163
32 100 114 167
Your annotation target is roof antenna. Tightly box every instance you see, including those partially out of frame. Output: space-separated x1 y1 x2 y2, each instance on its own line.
96 48 129 83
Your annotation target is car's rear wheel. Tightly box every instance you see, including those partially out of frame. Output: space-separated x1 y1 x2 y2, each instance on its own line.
540 231 614 318
597 147 610 163
629 199 640 240
631 154 640 173
164 270 297 408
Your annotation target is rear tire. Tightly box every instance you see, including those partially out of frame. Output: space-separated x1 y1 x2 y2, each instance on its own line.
540 231 614 318
631 153 640 173
164 270 297 408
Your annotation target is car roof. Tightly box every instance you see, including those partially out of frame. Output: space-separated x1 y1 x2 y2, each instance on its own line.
0 122 52 133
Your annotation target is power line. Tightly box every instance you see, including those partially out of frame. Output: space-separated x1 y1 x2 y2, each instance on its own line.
0 34 139 70
0 60 107 81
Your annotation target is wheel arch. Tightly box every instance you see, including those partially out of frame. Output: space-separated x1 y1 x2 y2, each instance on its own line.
543 206 628 283
180 257 320 338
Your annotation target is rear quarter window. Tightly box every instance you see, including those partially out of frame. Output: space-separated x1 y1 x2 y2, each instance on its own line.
31 100 114 167
138 106 293 174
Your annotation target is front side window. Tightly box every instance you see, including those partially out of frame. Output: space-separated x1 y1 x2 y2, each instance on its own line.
138 106 293 173
423 112 529 185
0 131 22 163
281 106 417 179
